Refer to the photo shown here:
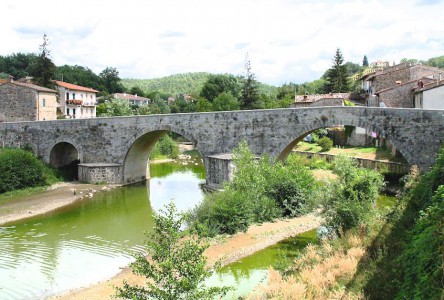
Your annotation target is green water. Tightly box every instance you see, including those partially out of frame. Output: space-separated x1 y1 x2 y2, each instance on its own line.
0 160 205 300
0 157 399 300
207 229 318 299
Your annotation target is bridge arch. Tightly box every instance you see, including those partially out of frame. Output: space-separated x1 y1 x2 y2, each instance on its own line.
122 129 203 184
275 117 411 165
49 141 81 180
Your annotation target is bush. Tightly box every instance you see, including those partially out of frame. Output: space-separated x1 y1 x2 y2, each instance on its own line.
150 134 179 159
317 137 333 152
190 141 316 236
0 148 58 193
320 155 384 234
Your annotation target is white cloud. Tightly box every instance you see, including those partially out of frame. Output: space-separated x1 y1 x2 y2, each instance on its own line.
1 0 443 86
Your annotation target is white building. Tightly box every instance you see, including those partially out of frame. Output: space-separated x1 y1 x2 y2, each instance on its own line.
55 81 99 119
414 79 444 109
112 93 150 106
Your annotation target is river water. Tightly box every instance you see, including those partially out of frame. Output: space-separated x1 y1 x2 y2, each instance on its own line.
0 157 397 300
0 159 206 300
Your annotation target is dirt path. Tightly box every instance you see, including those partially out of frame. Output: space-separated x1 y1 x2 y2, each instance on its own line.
48 214 322 300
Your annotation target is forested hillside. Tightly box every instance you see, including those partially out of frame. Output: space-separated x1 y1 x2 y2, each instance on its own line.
122 72 278 96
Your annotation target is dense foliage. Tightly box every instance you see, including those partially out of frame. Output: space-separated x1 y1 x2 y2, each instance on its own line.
150 134 179 160
0 148 58 194
317 136 333 152
115 202 229 300
189 142 316 236
319 155 384 233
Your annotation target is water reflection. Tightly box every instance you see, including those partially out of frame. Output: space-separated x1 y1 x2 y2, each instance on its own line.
0 160 205 300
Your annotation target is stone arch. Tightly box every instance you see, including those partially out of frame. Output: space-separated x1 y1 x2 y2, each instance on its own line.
275 117 411 165
49 142 80 180
122 128 204 184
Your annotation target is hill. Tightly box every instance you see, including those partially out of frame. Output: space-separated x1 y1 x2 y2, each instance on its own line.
122 72 277 96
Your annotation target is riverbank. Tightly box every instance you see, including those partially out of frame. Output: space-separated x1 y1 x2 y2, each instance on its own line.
0 182 119 225
48 213 322 300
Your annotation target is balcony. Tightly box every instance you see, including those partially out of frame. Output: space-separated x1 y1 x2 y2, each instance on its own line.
66 100 83 105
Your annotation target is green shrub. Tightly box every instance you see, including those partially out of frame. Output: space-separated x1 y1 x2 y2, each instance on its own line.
317 137 333 152
0 148 58 193
190 141 316 236
320 155 384 234
150 134 179 159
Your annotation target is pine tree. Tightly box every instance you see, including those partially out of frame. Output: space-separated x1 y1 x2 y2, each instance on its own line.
324 48 349 93
363 55 369 67
30 34 56 88
240 55 260 110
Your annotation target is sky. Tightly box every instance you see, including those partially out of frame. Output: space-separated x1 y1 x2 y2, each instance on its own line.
1 0 443 86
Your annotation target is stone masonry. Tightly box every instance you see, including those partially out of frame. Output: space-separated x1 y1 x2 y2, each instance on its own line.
1 107 444 185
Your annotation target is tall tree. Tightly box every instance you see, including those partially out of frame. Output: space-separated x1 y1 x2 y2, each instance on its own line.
363 55 369 67
30 34 56 88
324 48 349 93
240 55 260 110
99 67 124 94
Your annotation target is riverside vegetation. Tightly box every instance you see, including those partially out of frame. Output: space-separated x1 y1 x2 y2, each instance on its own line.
247 150 444 299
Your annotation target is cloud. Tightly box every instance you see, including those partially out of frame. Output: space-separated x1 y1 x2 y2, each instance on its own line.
1 0 443 86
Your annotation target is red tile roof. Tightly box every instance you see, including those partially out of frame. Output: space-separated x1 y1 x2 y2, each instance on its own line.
113 93 150 101
55 80 99 93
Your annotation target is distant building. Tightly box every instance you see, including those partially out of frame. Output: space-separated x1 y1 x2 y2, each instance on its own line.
291 93 349 107
55 81 99 119
370 60 390 68
361 63 443 107
112 93 150 106
0 78 57 122
414 76 444 109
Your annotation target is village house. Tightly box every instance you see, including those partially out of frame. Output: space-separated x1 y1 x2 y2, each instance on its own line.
0 78 57 122
361 62 443 107
55 80 99 119
414 76 444 109
291 93 349 108
112 93 150 106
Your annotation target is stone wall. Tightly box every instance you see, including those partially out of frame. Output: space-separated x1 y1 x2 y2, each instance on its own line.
292 98 343 107
78 163 122 184
0 83 37 122
1 107 444 184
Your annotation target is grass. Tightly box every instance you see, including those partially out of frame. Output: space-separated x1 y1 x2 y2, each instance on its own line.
295 142 402 162
0 186 48 205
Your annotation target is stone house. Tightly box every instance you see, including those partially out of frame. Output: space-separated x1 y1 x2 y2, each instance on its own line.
414 78 444 109
361 63 443 107
291 93 349 107
0 79 57 122
112 93 150 106
55 80 99 119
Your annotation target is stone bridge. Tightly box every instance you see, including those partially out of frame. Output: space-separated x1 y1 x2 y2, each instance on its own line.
0 107 443 187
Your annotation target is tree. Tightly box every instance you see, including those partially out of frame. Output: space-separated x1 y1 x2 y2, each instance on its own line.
55 65 104 91
99 67 124 94
0 52 37 79
212 92 240 111
195 97 213 112
30 34 56 88
115 202 229 300
240 55 260 110
130 86 146 97
362 55 369 67
98 99 133 116
200 74 241 103
323 48 349 93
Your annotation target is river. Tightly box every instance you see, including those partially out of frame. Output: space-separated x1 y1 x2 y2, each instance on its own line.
0 156 396 300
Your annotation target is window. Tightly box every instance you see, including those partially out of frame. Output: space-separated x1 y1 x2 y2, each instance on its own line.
67 108 70 115
73 108 76 116
73 93 76 99
66 92 69 100
42 98 46 107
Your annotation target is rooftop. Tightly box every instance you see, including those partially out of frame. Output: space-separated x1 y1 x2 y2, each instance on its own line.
0 81 57 93
113 93 150 101
55 80 99 93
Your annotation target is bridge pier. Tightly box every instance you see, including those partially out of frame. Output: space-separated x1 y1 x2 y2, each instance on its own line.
78 163 123 184
203 154 235 191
